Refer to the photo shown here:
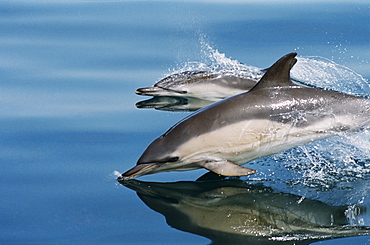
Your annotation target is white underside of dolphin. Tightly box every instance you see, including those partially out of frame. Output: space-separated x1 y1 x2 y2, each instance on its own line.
121 53 370 180
175 117 348 168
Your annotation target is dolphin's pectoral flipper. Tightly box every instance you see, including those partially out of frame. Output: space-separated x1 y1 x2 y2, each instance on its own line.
201 160 257 176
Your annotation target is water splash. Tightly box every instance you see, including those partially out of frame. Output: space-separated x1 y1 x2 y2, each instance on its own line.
169 42 369 97
278 135 370 190
199 41 263 79
292 56 370 97
168 40 263 81
112 170 121 178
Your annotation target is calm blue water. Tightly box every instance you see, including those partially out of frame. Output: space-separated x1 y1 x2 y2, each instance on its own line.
1 1 369 244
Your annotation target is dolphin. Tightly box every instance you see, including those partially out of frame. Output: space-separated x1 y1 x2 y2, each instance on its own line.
136 56 369 101
136 70 260 99
121 179 370 244
120 53 370 180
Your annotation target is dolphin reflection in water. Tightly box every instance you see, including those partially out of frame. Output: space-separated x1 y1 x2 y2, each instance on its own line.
120 53 370 180
136 96 215 112
120 178 369 245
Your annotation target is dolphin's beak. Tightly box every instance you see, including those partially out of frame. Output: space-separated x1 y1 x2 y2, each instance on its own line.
136 87 158 95
118 163 159 180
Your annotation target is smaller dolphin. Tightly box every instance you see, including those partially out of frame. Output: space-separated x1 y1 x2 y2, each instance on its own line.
121 53 370 180
136 56 369 101
136 70 260 99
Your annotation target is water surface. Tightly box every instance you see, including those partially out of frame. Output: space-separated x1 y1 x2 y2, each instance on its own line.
1 1 369 244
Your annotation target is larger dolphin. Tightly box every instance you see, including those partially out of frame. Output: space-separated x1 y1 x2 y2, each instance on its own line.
120 53 370 180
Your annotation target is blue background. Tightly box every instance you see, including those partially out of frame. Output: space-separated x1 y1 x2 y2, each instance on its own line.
0 1 369 244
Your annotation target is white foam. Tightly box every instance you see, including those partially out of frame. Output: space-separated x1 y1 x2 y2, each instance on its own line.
293 56 370 96
112 170 121 178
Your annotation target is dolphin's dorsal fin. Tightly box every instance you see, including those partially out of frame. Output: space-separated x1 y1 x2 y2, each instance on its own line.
251 52 297 90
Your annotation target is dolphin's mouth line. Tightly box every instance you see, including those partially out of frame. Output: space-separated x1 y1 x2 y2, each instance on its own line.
156 85 188 94
120 163 160 180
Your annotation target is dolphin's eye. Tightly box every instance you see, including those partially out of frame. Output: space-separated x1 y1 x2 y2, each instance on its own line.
156 156 179 163
168 156 179 162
